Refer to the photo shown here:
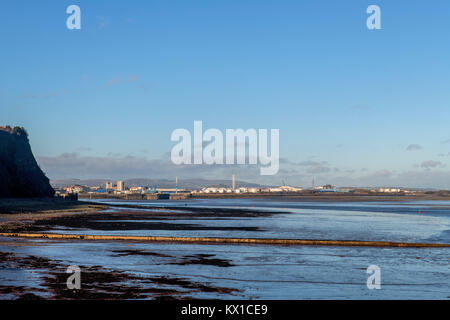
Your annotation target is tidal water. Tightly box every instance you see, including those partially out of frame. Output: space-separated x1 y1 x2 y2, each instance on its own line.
0 199 449 299
73 198 450 243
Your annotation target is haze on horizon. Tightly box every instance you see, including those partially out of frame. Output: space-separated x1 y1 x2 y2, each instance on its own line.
1 0 450 188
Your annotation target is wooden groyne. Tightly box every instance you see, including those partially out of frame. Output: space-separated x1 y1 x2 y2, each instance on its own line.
0 232 449 248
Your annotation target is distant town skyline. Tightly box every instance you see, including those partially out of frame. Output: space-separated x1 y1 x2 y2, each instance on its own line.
2 1 450 188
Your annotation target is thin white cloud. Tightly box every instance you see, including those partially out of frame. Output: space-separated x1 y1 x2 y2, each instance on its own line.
406 144 422 151
107 78 121 87
129 75 139 83
420 160 444 169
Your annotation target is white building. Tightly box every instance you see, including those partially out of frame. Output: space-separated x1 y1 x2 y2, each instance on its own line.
379 188 401 193
117 180 125 191
279 186 303 192
129 186 145 194
64 185 85 194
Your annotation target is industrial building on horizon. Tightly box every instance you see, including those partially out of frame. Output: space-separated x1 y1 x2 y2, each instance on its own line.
56 174 416 199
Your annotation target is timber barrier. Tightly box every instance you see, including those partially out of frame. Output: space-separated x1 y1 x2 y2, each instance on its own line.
0 233 449 248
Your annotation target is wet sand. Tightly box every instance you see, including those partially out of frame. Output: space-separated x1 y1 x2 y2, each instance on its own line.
0 198 106 214
0 247 239 300
0 199 449 299
0 203 273 299
0 199 107 234
0 204 278 233
1 236 448 300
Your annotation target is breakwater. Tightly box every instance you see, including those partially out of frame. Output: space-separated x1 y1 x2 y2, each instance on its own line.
1 232 449 248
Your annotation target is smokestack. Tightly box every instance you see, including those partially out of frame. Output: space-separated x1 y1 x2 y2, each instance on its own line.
232 174 235 190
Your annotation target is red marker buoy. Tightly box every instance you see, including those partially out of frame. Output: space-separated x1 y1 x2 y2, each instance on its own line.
418 209 422 215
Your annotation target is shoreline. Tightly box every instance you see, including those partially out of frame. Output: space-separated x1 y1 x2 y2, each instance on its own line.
194 193 450 202
1 198 449 248
1 197 449 300
80 193 450 202
1 196 450 243
2 196 450 234
0 198 107 233
0 198 107 214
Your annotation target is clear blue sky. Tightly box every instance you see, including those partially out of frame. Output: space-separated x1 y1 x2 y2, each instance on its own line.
1 0 450 187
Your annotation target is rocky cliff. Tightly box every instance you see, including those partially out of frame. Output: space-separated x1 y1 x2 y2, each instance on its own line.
0 126 54 198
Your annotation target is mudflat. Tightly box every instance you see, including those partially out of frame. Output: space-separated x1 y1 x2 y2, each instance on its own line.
0 198 107 232
0 198 449 299
0 198 106 214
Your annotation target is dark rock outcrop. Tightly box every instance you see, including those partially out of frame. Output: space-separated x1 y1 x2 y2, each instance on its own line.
0 126 54 198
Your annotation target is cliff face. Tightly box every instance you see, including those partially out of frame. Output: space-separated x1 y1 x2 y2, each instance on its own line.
0 126 54 198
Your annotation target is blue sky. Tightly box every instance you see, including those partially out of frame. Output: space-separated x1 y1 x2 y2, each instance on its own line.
1 0 450 187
